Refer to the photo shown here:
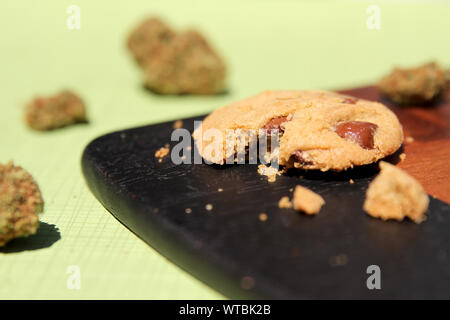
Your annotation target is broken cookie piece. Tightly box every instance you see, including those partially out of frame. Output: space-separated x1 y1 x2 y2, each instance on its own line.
25 90 87 131
0 162 44 246
292 185 325 215
378 62 446 105
363 161 429 223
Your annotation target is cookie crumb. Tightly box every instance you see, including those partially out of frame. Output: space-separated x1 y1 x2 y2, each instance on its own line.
185 208 192 214
363 161 429 223
399 153 406 161
349 179 354 184
406 136 415 143
205 203 213 211
329 254 349 267
258 213 268 222
257 164 281 183
292 185 325 215
278 196 292 209
155 146 170 160
173 120 183 129
217 188 223 192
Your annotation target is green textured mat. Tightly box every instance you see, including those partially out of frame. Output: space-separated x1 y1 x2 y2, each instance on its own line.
1 0 449 299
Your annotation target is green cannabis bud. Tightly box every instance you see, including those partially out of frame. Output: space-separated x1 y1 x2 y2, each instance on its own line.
25 90 88 131
0 162 44 246
127 17 226 95
378 62 446 105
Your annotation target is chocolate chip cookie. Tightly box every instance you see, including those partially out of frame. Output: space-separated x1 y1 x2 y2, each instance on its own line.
193 90 404 171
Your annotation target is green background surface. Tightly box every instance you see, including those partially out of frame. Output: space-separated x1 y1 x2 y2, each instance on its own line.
0 0 449 299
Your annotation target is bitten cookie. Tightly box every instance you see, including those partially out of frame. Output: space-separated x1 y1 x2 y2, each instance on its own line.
193 90 404 171
363 161 429 223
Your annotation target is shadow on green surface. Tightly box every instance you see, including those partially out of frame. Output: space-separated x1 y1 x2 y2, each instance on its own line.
141 83 231 97
25 121 90 134
0 222 61 253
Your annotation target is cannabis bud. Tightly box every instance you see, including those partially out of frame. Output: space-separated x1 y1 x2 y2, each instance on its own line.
25 90 88 131
378 62 446 105
0 162 44 246
127 17 226 95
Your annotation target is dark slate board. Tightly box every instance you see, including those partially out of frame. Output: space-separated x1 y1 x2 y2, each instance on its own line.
81 115 450 299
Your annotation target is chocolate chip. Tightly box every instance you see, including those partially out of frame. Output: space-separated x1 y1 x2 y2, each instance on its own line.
335 121 378 149
342 97 359 104
292 150 312 165
263 116 288 134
